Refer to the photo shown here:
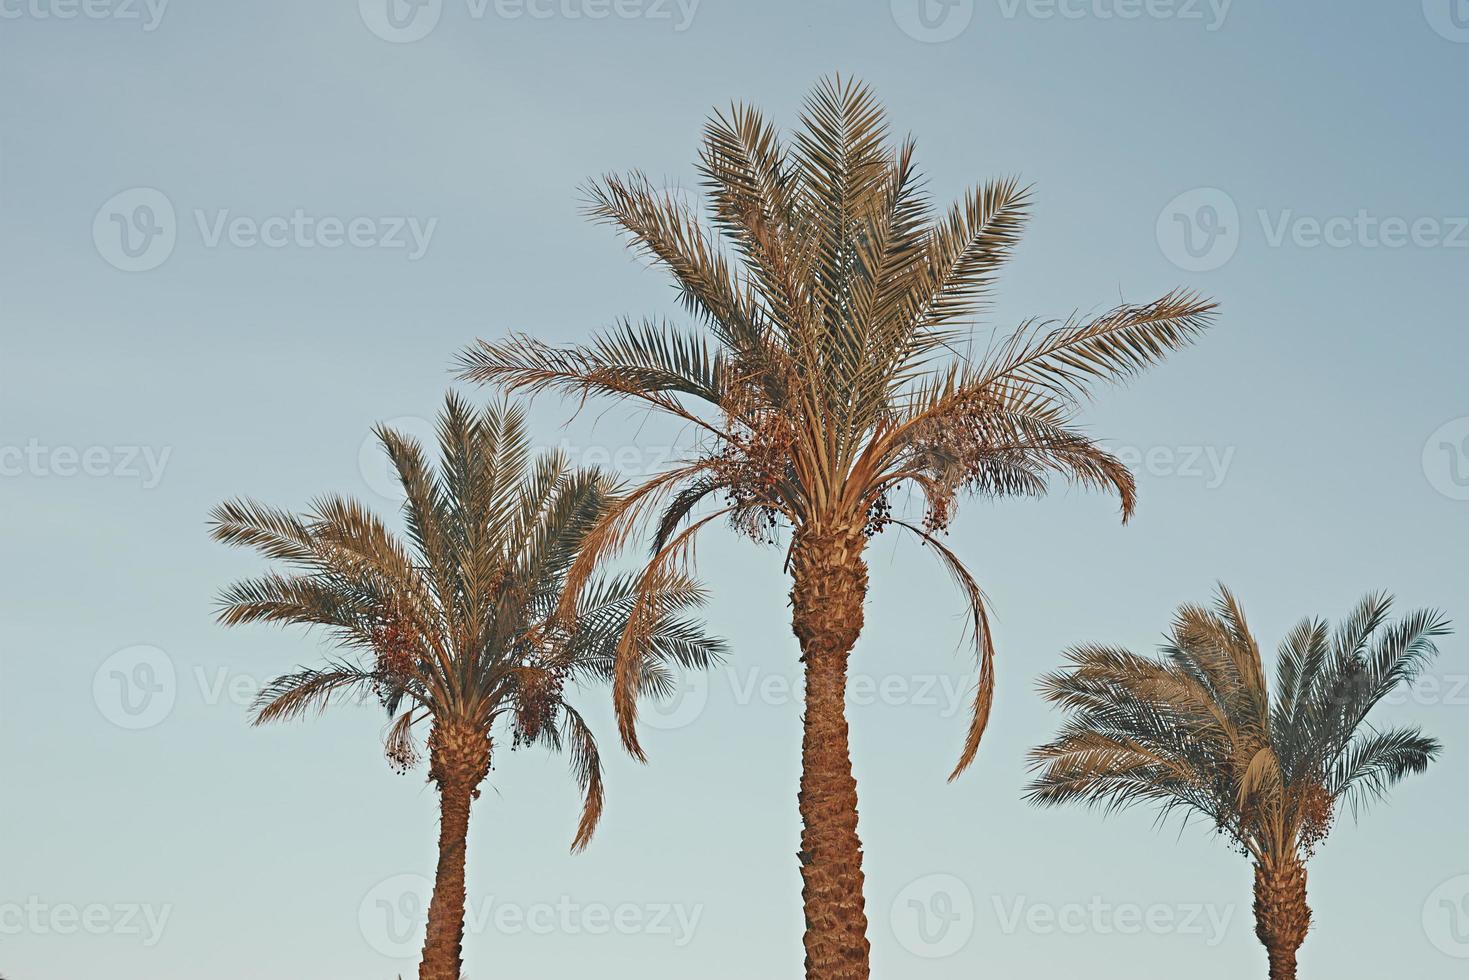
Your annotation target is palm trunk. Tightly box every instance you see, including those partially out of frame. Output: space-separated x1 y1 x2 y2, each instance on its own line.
789 525 872 980
1253 858 1310 980
419 723 491 980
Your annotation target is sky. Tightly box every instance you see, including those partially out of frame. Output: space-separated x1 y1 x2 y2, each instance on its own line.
3 1 1469 977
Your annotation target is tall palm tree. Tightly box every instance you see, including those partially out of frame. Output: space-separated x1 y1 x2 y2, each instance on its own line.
456 76 1217 979
209 395 723 980
1026 587 1449 980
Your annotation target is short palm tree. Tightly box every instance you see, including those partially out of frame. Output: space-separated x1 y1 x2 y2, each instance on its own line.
456 76 1217 978
209 395 723 980
1027 587 1449 979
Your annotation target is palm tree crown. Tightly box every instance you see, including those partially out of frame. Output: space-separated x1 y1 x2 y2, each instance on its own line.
1027 587 1449 979
1026 587 1448 865
457 76 1218 771
210 395 724 850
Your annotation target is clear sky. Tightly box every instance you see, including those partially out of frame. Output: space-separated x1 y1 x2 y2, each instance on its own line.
3 2 1468 977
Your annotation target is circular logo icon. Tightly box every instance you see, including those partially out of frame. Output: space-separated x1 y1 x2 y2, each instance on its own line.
891 873 975 958
93 645 177 730
1423 0 1469 42
1156 187 1240 273
93 187 176 272
639 670 710 731
359 873 433 958
891 0 975 43
359 415 438 501
359 0 443 43
1423 417 1469 501
1423 874 1469 958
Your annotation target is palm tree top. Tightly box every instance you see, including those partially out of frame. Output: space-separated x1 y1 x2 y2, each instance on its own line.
210 394 725 850
1026 586 1449 866
456 75 1217 774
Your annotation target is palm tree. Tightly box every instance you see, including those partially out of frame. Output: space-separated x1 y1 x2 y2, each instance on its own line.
1026 587 1449 979
209 395 723 980
456 76 1217 979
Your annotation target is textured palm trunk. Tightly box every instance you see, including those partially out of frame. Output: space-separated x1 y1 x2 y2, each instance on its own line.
789 525 872 980
1254 858 1310 980
419 723 491 980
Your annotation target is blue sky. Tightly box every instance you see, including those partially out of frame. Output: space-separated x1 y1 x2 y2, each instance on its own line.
3 1 1469 977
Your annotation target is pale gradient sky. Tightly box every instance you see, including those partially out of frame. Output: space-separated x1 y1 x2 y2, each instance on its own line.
3 2 1469 978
